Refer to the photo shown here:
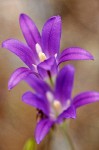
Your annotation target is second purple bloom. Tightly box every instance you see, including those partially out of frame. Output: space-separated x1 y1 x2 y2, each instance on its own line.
22 65 99 144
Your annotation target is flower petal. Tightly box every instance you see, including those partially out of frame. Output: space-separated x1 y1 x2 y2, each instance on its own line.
73 91 99 108
58 47 94 65
19 14 41 62
25 75 51 94
37 57 57 79
2 39 34 69
57 106 76 123
22 91 49 116
8 67 33 90
54 65 75 105
35 119 54 144
42 16 61 57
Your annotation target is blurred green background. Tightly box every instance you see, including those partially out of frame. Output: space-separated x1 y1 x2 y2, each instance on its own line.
0 0 99 150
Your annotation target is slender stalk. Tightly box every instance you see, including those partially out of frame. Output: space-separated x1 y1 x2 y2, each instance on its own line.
47 71 54 86
60 123 75 150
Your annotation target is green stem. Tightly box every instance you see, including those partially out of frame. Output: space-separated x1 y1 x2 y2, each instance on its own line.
60 123 75 150
47 71 54 87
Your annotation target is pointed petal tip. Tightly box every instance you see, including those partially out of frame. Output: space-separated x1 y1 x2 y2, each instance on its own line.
19 13 30 23
49 15 61 23
19 13 27 19
19 13 27 23
22 92 28 102
64 64 75 72
8 82 13 90
72 115 76 119
8 82 11 90
8 87 11 91
91 55 94 60
8 86 11 91
2 40 7 48
50 15 61 19
87 51 94 60
2 42 4 48
2 39 11 48
2 38 15 48
62 65 75 76
57 15 61 20
36 138 40 144
20 13 25 16
44 15 61 27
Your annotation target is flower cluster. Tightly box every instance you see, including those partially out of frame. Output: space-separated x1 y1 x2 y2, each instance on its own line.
2 14 99 144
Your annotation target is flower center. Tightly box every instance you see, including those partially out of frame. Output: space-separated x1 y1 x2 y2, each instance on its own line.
46 91 62 119
35 43 46 62
53 100 62 114
46 91 71 120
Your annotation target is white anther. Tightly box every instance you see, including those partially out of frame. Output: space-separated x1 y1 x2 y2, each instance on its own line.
39 52 46 62
46 91 54 103
54 53 57 58
35 43 46 62
35 43 42 53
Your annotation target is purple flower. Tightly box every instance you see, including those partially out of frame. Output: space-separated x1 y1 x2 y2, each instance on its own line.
22 65 99 144
2 14 94 89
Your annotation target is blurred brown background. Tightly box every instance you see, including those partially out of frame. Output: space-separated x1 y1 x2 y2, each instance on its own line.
0 0 99 150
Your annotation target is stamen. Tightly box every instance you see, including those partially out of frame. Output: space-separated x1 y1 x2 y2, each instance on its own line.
53 100 62 113
39 52 46 62
35 43 46 62
35 43 42 53
54 53 57 58
46 91 54 103
46 92 63 119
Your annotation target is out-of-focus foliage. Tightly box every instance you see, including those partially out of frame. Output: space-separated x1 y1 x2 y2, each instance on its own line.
23 138 36 150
